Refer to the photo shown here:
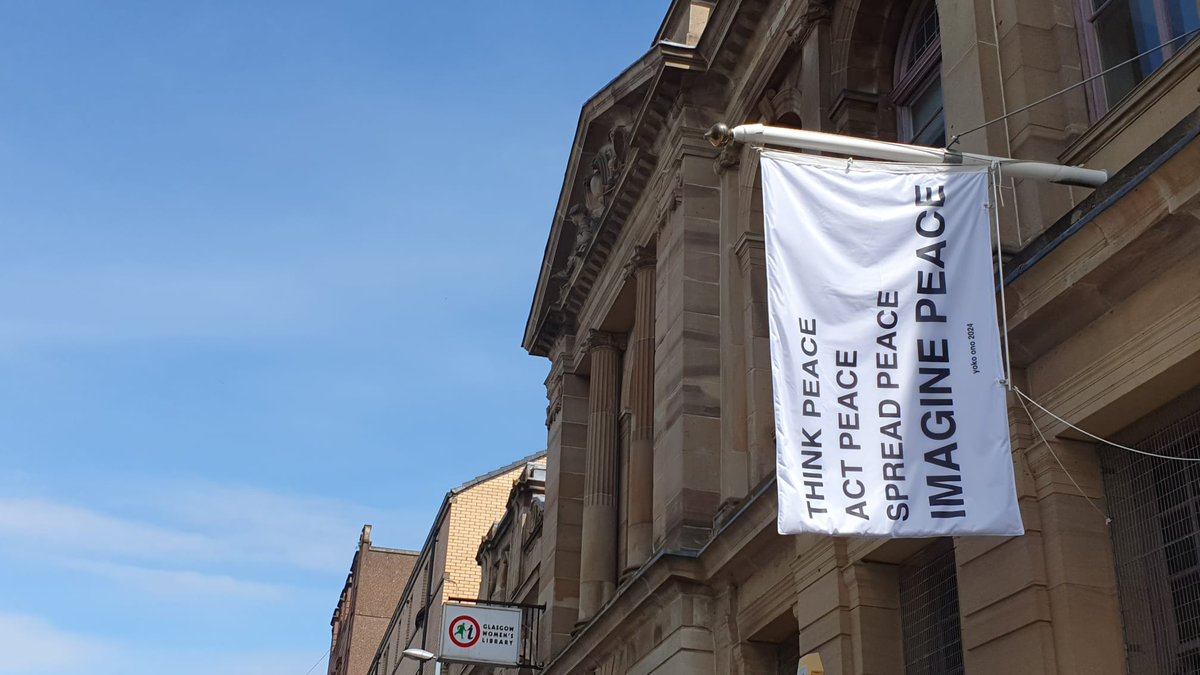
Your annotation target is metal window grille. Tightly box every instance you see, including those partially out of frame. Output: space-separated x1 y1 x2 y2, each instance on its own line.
899 540 965 675
1101 393 1200 675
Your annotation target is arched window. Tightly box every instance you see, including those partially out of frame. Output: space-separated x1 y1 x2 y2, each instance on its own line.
894 0 945 146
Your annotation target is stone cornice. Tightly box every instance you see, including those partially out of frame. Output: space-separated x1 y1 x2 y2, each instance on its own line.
717 0 810 125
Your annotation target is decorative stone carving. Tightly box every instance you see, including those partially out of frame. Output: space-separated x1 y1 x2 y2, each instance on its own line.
542 124 631 355
714 144 741 175
585 126 629 221
567 204 595 259
552 204 598 300
789 0 832 44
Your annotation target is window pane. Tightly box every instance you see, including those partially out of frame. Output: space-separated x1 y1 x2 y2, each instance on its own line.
908 3 941 69
909 79 946 147
1095 0 1200 107
1167 1 1200 42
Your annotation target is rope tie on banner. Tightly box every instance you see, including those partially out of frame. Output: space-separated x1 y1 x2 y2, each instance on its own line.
988 162 1014 387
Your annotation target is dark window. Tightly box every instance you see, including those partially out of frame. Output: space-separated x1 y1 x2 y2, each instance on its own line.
1101 392 1200 674
899 539 965 674
776 633 800 675
894 0 945 147
1084 0 1200 109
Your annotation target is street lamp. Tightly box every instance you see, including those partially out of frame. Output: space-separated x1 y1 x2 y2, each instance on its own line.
401 648 441 675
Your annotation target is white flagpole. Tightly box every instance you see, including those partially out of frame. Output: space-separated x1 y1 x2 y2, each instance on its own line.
706 123 1107 188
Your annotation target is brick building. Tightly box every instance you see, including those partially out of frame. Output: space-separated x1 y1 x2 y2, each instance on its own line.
367 453 545 675
328 525 417 675
467 0 1200 673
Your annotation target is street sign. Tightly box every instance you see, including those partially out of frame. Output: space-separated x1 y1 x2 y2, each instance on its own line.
439 602 522 666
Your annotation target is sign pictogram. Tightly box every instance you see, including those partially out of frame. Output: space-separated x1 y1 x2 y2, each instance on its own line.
447 615 481 648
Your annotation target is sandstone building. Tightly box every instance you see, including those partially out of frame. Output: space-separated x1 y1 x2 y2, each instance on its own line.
328 525 417 675
474 0 1200 673
367 453 545 675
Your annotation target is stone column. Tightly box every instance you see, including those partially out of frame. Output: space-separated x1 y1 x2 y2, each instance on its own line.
578 330 622 623
625 247 656 573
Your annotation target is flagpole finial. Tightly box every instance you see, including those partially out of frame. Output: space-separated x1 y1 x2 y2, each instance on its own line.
705 122 733 147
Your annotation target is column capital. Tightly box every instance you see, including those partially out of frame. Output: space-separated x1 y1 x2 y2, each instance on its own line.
623 245 657 279
582 329 625 354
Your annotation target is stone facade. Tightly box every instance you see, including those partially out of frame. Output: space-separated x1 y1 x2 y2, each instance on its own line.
497 0 1200 673
366 454 545 675
328 526 417 675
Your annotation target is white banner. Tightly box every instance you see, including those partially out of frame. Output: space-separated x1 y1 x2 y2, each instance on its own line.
439 603 522 666
761 150 1023 537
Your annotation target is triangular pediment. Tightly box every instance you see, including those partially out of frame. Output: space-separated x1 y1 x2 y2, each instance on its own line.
523 42 705 356
523 0 807 357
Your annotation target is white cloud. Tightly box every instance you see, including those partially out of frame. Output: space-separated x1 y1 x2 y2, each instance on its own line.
0 497 226 562
0 480 421 576
0 235 525 351
0 613 114 674
143 480 414 573
0 616 323 675
63 559 292 601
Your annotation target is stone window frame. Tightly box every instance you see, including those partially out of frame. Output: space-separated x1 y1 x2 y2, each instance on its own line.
1074 0 1200 118
891 0 945 146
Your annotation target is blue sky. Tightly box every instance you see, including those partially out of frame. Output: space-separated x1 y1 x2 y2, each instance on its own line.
0 2 670 674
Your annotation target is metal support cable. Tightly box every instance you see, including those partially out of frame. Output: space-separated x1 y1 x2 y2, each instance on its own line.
947 26 1200 149
303 649 330 675
1016 391 1111 523
1013 386 1200 463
